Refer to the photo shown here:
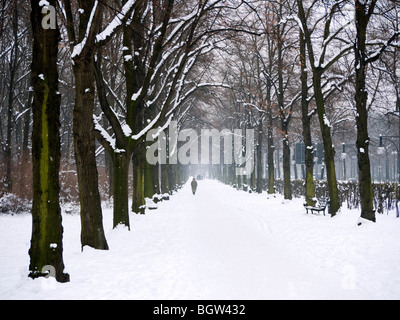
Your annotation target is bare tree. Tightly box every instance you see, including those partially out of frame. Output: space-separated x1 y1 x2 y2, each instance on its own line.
353 0 399 223
296 0 353 216
0 0 32 196
29 0 69 283
60 0 136 249
93 0 249 228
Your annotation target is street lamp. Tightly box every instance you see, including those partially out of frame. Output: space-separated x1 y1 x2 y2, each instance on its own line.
379 116 400 218
378 137 390 181
341 143 359 181
377 136 386 155
379 112 400 183
341 143 347 181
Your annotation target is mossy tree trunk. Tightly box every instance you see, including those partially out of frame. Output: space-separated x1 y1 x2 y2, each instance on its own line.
296 0 341 216
161 163 170 195
144 155 157 199
113 152 131 228
354 0 377 223
94 58 134 228
29 0 69 283
132 149 145 214
64 0 109 250
300 31 316 206
73 57 108 250
313 72 340 215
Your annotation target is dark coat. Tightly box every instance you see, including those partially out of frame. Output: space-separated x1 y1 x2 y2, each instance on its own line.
191 180 198 193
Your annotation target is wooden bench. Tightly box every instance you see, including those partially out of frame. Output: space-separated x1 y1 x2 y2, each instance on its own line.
304 198 330 216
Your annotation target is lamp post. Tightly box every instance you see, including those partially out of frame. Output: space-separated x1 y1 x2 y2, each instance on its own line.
379 116 400 183
341 143 347 181
379 107 399 219
378 137 390 181
341 143 359 181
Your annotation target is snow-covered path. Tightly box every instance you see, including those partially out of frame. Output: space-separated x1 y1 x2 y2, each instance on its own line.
162 180 356 299
1 179 400 299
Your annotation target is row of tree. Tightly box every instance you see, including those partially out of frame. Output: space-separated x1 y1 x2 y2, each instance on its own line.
0 0 399 282
24 0 262 282
192 0 399 223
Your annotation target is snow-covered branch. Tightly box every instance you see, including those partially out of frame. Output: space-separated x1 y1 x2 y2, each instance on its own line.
71 0 99 59
95 0 136 45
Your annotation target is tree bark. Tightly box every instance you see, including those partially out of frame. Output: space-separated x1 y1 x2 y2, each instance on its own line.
94 56 133 228
354 0 376 222
132 149 145 214
161 163 170 195
144 154 157 199
266 78 275 194
113 152 130 228
29 0 69 282
256 120 263 193
73 56 108 250
300 31 316 206
313 71 340 215
5 2 19 193
297 0 341 216
282 123 292 200
67 0 108 249
278 55 292 199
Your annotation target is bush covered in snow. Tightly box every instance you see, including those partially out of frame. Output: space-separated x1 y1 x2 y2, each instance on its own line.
0 193 31 215
268 179 399 215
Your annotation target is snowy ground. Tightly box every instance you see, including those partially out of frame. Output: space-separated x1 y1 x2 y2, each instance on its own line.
1 179 399 300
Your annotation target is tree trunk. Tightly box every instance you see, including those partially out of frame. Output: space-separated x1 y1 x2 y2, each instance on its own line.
144 156 156 199
161 163 170 195
94 57 132 229
73 58 108 250
282 124 292 200
256 120 263 193
22 78 33 163
266 78 275 194
354 0 375 222
276 30 292 200
297 0 341 216
63 0 109 249
168 164 178 192
132 149 145 214
314 72 340 216
106 151 113 198
29 0 69 283
5 2 19 193
300 31 316 206
113 152 130 228
267 124 275 193
123 17 147 216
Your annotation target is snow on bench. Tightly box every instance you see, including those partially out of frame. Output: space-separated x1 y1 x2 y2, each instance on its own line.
304 198 330 216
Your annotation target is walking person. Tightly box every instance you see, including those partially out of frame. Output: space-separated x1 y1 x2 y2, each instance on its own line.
191 177 198 195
